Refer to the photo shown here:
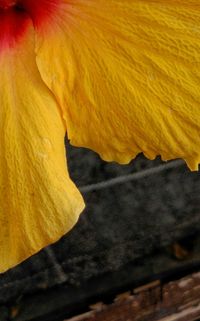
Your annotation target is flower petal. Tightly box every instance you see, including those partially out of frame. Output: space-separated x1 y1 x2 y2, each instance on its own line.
0 22 84 272
35 0 200 170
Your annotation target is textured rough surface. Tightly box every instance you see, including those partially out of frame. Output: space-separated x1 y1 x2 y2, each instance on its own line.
36 0 200 170
0 24 84 272
2 0 200 271
63 273 200 321
0 144 200 310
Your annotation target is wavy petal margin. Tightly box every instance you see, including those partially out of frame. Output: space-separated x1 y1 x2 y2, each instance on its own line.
36 0 200 171
0 20 84 272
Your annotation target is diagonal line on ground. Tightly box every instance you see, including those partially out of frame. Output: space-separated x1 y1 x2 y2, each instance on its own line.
79 160 185 193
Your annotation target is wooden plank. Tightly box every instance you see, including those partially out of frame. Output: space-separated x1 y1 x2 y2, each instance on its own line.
65 272 200 321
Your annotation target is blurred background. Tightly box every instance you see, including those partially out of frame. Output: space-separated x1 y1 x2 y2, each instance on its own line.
0 141 200 321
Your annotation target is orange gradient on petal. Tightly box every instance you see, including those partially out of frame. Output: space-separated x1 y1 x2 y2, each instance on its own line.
0 0 61 50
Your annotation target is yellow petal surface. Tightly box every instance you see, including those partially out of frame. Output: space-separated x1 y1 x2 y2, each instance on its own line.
0 22 84 272
36 0 200 170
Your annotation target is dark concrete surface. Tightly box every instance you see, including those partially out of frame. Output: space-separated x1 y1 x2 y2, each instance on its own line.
0 141 200 320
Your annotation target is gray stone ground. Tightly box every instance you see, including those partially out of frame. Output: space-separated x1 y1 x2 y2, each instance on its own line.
0 142 200 306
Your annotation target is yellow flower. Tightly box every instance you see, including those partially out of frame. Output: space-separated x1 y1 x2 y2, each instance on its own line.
0 0 200 272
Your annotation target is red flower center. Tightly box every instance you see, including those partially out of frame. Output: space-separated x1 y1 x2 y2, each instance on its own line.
0 0 60 51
